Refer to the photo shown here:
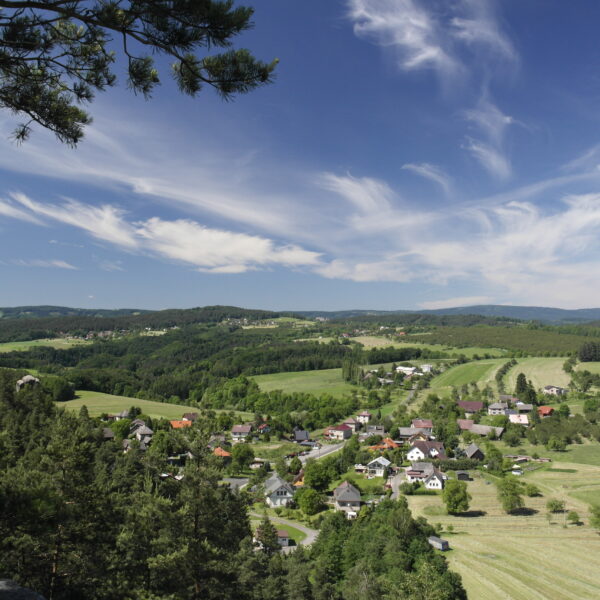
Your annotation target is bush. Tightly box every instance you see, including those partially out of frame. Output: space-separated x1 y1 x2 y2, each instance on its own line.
524 484 541 497
546 498 565 513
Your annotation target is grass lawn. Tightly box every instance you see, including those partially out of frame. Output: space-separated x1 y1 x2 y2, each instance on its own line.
406 472 600 600
60 391 253 421
0 338 90 352
428 359 507 396
249 518 307 544
253 368 356 398
505 358 571 391
329 471 386 495
393 339 507 358
251 441 300 461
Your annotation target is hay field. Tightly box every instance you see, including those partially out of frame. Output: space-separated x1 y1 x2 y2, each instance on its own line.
253 368 356 398
505 358 571 390
407 469 600 600
0 338 90 352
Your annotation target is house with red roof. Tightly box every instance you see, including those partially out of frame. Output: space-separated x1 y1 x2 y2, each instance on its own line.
538 406 555 418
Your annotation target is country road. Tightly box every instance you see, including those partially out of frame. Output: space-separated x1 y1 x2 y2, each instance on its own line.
299 440 345 464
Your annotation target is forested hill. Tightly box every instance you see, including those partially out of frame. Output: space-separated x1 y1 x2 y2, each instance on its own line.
0 306 293 342
0 305 150 319
298 305 600 324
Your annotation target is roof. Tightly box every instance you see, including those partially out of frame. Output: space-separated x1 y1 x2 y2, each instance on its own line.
538 406 554 416
213 447 232 458
182 412 198 421
469 424 504 437
334 480 361 502
369 437 400 451
457 419 474 431
343 417 357 424
332 424 351 431
232 424 252 434
509 414 529 425
367 456 391 468
464 443 483 458
264 473 295 496
294 429 310 441
170 420 192 429
408 462 435 475
412 419 433 428
102 427 115 439
398 426 429 437
277 530 289 539
499 395 519 403
457 401 484 412
135 425 154 436
358 410 372 416
488 402 508 410
544 385 566 391
409 441 447 459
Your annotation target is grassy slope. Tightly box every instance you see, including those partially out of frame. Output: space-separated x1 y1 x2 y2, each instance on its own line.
0 338 90 352
407 470 600 600
427 359 507 397
60 391 253 420
253 368 355 398
505 358 571 390
576 361 600 374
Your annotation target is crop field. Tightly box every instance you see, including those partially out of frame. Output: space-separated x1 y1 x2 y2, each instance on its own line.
253 368 356 398
60 391 253 421
407 469 600 600
428 359 507 396
0 338 90 352
505 357 570 390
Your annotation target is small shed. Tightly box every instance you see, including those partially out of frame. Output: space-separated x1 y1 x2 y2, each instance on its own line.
456 471 471 481
428 536 450 551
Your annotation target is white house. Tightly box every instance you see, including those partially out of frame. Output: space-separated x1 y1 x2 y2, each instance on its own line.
488 402 508 416
367 456 391 477
421 364 434 373
543 385 567 396
356 411 372 425
396 366 417 376
264 473 295 507
424 472 445 490
231 424 252 442
406 441 446 461
329 424 352 441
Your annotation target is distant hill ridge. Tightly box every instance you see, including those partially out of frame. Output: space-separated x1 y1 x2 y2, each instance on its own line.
297 305 600 324
0 306 149 319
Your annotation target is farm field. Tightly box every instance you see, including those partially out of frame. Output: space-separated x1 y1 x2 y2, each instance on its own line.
0 338 90 352
407 470 600 600
576 361 600 374
60 391 253 421
253 368 356 398
428 359 507 396
505 357 570 391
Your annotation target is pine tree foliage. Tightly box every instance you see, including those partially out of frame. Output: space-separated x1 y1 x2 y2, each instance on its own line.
0 0 278 144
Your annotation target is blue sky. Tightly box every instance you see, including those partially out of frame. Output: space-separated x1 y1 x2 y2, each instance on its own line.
2 0 600 310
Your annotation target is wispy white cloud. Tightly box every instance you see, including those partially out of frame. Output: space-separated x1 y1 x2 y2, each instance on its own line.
450 0 517 62
401 162 451 194
1 259 78 270
462 97 514 179
347 0 460 77
419 295 494 310
0 193 322 275
562 143 600 173
98 260 125 272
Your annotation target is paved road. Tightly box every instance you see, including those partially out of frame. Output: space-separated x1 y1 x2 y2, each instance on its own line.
389 471 405 500
299 441 345 464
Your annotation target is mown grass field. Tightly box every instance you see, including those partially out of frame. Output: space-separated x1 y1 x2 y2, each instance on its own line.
407 469 600 600
0 338 90 352
505 357 571 390
253 368 356 398
576 361 600 374
60 391 253 420
428 359 507 396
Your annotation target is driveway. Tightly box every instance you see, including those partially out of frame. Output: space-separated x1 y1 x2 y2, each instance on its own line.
250 511 319 551
389 471 405 500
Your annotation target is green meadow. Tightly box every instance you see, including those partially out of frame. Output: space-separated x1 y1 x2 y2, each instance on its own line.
0 338 90 352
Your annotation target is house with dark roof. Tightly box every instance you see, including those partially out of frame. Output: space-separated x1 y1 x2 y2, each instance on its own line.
333 481 361 516
398 426 430 440
343 417 358 432
366 425 385 437
328 424 352 441
469 424 504 438
405 462 434 483
293 428 310 443
182 412 199 422
457 400 484 415
411 419 433 433
264 473 295 507
231 424 252 442
407 441 447 461
464 443 484 460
